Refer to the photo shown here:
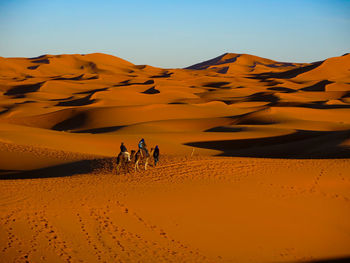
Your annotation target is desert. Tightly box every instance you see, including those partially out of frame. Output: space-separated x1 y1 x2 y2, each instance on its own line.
0 51 350 262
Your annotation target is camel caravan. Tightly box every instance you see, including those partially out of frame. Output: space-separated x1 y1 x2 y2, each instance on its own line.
116 138 160 173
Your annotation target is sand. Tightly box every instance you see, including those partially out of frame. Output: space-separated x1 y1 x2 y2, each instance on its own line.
0 52 350 262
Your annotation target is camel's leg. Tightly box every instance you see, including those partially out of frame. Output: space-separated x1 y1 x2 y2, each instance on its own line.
135 160 140 172
126 159 132 174
116 163 121 174
144 157 149 170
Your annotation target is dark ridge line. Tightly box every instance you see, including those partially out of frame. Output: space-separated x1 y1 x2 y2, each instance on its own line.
32 58 50 64
29 54 49 60
249 61 323 80
185 53 240 70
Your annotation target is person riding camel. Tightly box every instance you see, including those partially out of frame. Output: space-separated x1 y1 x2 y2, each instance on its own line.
120 142 130 162
138 138 148 157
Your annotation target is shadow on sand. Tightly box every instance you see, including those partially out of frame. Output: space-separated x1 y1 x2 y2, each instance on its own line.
0 158 116 180
304 256 350 263
4 82 45 96
185 129 350 159
73 125 125 134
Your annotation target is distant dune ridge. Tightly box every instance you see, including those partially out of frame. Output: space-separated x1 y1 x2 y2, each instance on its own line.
1 52 350 262
0 52 349 158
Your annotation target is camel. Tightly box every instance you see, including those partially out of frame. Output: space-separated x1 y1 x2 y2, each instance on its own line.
116 150 135 174
116 147 156 173
134 147 154 172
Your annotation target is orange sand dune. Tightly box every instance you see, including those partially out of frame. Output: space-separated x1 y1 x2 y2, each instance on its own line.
0 52 350 262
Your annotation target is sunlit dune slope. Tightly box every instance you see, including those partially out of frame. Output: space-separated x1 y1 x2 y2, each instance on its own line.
186 53 308 74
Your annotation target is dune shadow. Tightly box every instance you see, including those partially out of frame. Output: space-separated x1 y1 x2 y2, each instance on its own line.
0 159 95 180
29 55 47 60
50 96 74 102
168 101 188 104
203 81 231 89
151 72 173 78
0 157 121 180
113 79 154 87
185 129 350 159
300 80 334 92
216 66 229 74
75 88 108 95
300 103 350 109
27 65 40 70
0 169 22 176
4 82 45 96
304 256 350 263
56 95 95 106
246 92 279 104
267 87 297 93
73 125 125 134
53 74 84 81
52 112 87 131
53 74 99 81
205 126 245 132
141 86 160 94
31 58 50 64
221 100 237 105
185 53 239 70
275 101 350 109
250 61 323 80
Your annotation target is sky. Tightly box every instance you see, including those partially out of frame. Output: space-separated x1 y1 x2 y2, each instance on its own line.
0 0 349 68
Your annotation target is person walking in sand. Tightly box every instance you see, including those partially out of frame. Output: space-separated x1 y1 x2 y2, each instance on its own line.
120 142 130 162
153 145 159 166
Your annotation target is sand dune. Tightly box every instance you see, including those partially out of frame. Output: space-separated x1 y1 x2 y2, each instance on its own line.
1 52 350 262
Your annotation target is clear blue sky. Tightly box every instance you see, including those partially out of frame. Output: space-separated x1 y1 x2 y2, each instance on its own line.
0 0 349 68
